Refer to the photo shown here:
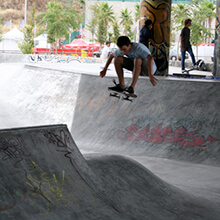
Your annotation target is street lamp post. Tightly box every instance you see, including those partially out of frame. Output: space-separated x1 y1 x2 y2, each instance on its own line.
24 0 27 27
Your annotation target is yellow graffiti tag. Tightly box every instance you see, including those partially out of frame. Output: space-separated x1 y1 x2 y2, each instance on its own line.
25 161 96 215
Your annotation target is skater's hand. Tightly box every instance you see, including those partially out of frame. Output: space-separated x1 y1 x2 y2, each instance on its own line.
149 74 158 86
100 69 107 78
100 54 114 78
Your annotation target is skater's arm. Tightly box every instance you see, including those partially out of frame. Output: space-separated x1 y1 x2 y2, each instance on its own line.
147 54 158 86
180 36 184 51
100 54 114 78
149 39 159 50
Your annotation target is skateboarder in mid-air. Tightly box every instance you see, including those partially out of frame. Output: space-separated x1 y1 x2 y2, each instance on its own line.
100 36 158 95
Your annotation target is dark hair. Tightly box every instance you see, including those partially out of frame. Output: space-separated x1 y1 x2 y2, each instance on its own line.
145 19 152 27
106 41 111 45
117 36 131 48
184 19 192 26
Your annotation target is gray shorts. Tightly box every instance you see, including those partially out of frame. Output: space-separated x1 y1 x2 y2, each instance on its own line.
122 57 149 76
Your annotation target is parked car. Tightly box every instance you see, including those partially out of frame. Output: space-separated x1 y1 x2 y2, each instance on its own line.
92 49 102 58
92 47 118 58
169 48 188 61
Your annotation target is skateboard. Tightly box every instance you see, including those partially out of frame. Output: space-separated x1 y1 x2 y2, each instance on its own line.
108 89 137 102
173 68 207 78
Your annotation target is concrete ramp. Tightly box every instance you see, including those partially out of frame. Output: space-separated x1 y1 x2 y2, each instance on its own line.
0 125 123 219
71 74 220 166
0 64 80 129
1 125 220 219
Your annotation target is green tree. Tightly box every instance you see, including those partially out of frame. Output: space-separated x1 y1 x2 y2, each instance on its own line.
37 1 80 51
196 0 215 44
87 3 99 41
96 18 106 45
0 12 3 41
127 25 135 41
120 8 133 36
89 2 114 45
134 3 140 23
171 4 191 30
19 26 34 54
87 17 96 41
111 17 121 43
18 3 36 54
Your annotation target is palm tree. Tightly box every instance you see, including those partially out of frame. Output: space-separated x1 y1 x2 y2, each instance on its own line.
89 2 114 45
112 17 121 43
38 1 80 52
171 3 191 30
87 17 96 41
197 0 215 44
134 3 140 23
101 2 114 27
120 8 133 36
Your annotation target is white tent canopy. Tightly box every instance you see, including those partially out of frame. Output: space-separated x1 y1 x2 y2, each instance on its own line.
3 27 24 40
0 27 24 53
34 34 50 49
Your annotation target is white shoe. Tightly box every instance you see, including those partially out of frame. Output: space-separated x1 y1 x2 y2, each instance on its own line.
193 64 198 70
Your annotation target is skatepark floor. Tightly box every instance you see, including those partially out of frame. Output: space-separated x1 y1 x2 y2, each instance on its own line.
0 61 219 219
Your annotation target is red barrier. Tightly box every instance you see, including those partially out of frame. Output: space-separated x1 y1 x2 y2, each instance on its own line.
33 48 99 57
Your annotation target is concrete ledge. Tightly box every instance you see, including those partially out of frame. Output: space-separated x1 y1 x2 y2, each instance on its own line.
0 53 214 73
0 53 102 64
0 53 30 63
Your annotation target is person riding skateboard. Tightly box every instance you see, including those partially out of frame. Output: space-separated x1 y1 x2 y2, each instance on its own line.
100 36 158 95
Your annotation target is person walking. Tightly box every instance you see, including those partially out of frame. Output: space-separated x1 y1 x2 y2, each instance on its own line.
180 19 197 72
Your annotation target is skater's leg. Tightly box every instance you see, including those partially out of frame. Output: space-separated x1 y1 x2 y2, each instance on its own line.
114 56 125 87
130 57 142 89
181 49 186 71
187 45 196 66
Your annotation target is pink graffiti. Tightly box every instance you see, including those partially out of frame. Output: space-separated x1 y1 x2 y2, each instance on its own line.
118 124 218 148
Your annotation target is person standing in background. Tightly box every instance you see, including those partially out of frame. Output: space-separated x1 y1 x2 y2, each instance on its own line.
139 19 158 50
101 41 111 62
180 19 197 72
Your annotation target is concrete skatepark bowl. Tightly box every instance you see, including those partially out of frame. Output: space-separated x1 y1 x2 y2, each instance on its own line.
0 63 220 219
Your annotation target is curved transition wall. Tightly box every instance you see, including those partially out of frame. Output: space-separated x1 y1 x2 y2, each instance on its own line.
71 74 220 166
1 64 220 219
0 64 219 166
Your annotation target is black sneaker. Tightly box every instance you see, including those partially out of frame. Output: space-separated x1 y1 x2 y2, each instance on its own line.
124 86 134 94
108 84 125 93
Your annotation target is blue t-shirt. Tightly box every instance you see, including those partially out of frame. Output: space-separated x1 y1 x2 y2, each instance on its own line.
113 42 157 74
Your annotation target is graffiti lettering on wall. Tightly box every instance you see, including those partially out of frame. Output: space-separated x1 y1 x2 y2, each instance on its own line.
140 0 171 73
0 129 97 214
0 137 31 166
140 0 170 46
29 55 102 64
44 129 70 150
118 124 218 149
25 161 96 215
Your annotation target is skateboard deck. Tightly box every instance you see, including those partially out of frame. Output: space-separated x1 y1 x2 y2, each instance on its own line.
172 69 207 78
108 89 137 102
172 73 207 78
